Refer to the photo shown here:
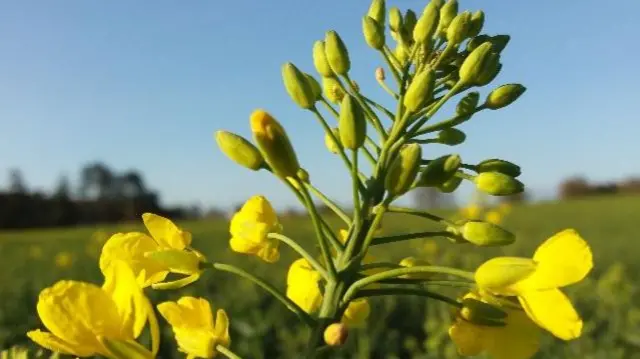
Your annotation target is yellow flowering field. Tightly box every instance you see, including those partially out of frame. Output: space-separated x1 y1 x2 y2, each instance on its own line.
1 194 639 358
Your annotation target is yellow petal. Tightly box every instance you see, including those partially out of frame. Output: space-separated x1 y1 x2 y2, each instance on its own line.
142 213 191 250
342 299 371 327
27 330 96 357
174 328 216 358
255 240 280 263
158 297 213 330
286 284 322 314
239 195 280 226
102 260 148 340
475 257 536 295
213 309 231 348
151 273 201 290
518 289 582 340
448 319 485 356
518 229 593 291
483 309 541 359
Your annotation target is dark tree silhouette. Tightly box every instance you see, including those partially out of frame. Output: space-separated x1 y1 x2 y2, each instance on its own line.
8 168 27 194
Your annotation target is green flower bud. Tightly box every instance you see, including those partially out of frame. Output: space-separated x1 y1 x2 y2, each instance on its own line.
385 144 422 196
476 159 521 177
446 11 472 45
466 34 490 53
456 91 480 115
437 128 466 145
437 0 458 38
459 298 507 326
459 42 499 86
413 2 439 44
367 0 386 26
468 10 485 38
461 220 515 246
389 7 403 33
250 109 300 178
324 31 351 75
404 9 418 36
474 171 524 196
325 127 341 154
215 131 264 171
489 34 510 53
418 154 461 186
339 94 366 150
297 168 310 183
438 175 462 193
403 66 436 112
485 84 526 110
323 76 345 104
394 43 409 65
363 16 385 50
282 63 315 109
304 73 322 101
477 61 501 87
313 41 334 77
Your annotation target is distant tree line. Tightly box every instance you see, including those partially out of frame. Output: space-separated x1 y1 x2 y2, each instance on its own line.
0 162 205 230
558 176 640 199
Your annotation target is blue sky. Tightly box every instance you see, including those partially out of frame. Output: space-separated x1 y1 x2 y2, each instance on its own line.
1 0 638 211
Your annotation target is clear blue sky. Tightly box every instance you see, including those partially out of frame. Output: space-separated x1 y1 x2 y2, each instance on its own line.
1 0 638 211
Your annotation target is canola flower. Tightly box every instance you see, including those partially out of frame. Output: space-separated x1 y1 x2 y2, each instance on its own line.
228 195 283 263
53 252 73 269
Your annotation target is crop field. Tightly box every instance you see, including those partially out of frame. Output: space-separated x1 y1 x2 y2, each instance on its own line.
1 194 639 358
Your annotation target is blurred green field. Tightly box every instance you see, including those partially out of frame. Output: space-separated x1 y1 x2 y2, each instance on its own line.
1 194 640 358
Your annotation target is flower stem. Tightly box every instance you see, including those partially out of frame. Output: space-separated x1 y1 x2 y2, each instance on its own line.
407 81 464 136
351 150 361 223
212 263 315 327
352 288 462 308
305 183 351 225
343 74 387 140
320 98 381 155
216 345 244 359
381 46 402 83
370 231 452 246
387 206 456 227
268 233 329 280
299 184 338 279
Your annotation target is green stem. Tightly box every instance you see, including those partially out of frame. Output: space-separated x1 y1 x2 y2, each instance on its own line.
299 184 338 279
431 43 456 70
343 74 387 140
407 81 465 136
387 206 456 227
320 218 344 256
267 233 329 280
376 76 399 99
358 199 391 257
413 107 486 136
212 263 315 327
362 95 395 121
381 46 402 84
361 146 377 166
352 288 462 308
370 231 452 246
351 150 361 224
455 171 476 181
305 183 351 225
216 345 243 359
320 98 380 154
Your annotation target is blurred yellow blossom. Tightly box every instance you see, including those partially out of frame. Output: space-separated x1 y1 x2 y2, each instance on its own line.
422 239 438 258
157 296 230 359
484 210 503 225
497 202 512 215
342 299 370 328
29 245 44 259
54 252 73 269
460 204 481 219
229 195 282 263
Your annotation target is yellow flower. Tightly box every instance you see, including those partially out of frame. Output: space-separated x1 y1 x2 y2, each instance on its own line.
474 229 593 340
449 292 540 359
484 210 503 225
497 202 512 215
29 245 44 259
338 229 383 289
27 261 158 358
342 299 371 328
286 258 323 314
99 213 203 289
422 239 438 258
460 204 481 219
229 195 282 263
157 297 230 359
54 252 73 268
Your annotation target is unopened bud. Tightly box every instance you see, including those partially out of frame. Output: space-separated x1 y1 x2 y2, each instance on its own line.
485 84 526 110
477 61 501 87
438 175 462 193
400 257 433 279
304 73 322 101
459 42 500 86
250 109 300 178
367 0 386 26
282 63 315 109
404 9 418 36
144 249 201 275
437 0 458 38
466 34 490 53
461 220 515 247
418 154 461 186
389 7 403 33
459 297 507 326
325 31 351 75
474 172 524 196
323 77 345 104
395 43 409 65
446 11 472 45
468 10 484 38
456 91 480 115
476 159 521 177
312 41 334 77
385 144 422 196
339 95 366 150
325 128 341 154
297 168 310 183
489 34 510 53
437 128 466 145
363 16 385 50
324 323 349 346
215 131 264 171
413 2 439 44
375 67 386 81
403 67 436 112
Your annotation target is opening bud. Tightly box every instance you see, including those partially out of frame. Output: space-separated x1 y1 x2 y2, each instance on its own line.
437 128 466 146
389 7 403 33
324 323 349 346
325 127 341 154
363 16 386 50
403 66 436 112
446 11 472 45
459 41 500 86
413 2 439 44
339 94 367 150
474 171 524 196
250 109 300 178
468 10 485 38
459 297 507 326
313 41 334 77
367 0 386 26
325 31 351 75
476 158 521 177
418 154 461 186
385 143 422 197
461 220 515 247
484 84 526 110
456 91 479 115
438 175 462 193
215 131 264 171
282 63 316 109
323 76 345 104
437 0 458 38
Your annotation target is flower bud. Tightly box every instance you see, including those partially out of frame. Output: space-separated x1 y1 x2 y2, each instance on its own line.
339 94 366 150
297 168 310 183
459 298 507 326
474 172 524 196
394 43 409 65
459 42 499 86
375 67 386 81
403 66 436 112
456 91 479 115
145 249 202 275
437 128 466 145
363 16 385 50
413 2 439 44
438 175 462 193
325 127 341 154
324 323 349 346
468 10 484 38
323 76 345 104
446 11 472 45
404 9 418 36
312 41 334 77
476 159 521 177
389 7 403 33
437 0 458 38
489 34 510 53
250 109 300 178
215 131 264 171
367 0 386 25
304 73 322 101
477 61 502 87
385 144 422 196
282 63 315 109
418 154 461 186
484 84 526 110
466 34 490 53
400 257 433 279
461 220 515 247
325 31 351 75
